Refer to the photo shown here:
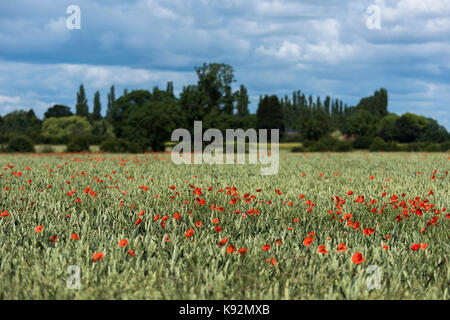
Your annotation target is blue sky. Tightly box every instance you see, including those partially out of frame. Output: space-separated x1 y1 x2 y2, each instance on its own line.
0 0 449 129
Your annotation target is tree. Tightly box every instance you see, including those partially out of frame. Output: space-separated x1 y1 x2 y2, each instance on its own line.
109 90 152 138
125 101 181 151
166 81 174 96
44 105 73 119
106 85 115 122
377 114 399 141
76 84 89 117
93 91 102 121
346 109 378 137
357 88 388 119
257 95 284 140
236 84 250 118
42 116 92 140
0 110 42 140
195 62 235 112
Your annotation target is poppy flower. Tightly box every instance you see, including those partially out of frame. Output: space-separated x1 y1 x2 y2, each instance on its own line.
185 228 194 238
119 239 128 247
35 225 43 233
215 226 222 232
303 236 314 246
135 218 142 226
218 238 228 247
266 258 276 265
420 243 428 250
363 228 375 235
227 245 236 254
50 235 57 242
92 252 104 262
237 248 247 255
195 221 202 228
275 239 283 245
1 211 9 217
71 233 80 240
337 243 348 252
128 250 136 256
352 252 365 264
317 245 328 254
411 243 420 251
173 212 181 220
212 217 219 224
262 244 271 251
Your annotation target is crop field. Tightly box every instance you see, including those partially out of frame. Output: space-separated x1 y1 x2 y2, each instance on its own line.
0 151 448 299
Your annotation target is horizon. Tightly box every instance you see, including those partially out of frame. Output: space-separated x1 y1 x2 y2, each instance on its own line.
0 0 449 129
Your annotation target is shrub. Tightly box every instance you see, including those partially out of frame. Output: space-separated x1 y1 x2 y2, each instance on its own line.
353 135 374 149
100 138 146 153
66 136 90 153
6 136 34 153
369 137 387 152
291 146 305 153
308 141 328 152
100 138 130 153
423 143 441 152
440 141 450 152
335 140 353 152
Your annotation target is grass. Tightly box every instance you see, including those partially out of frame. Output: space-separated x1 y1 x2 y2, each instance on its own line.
0 151 448 299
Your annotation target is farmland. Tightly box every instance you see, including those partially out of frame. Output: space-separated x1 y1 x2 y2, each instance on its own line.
0 151 448 299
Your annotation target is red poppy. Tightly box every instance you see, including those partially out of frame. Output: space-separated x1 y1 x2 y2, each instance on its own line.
238 248 247 255
185 228 194 238
262 244 271 251
317 245 328 254
1 211 9 218
71 233 80 240
119 239 128 247
173 212 181 220
218 238 228 247
128 250 136 256
92 252 104 262
215 225 222 232
352 252 365 264
303 236 314 246
135 218 142 226
50 235 57 242
227 245 236 254
411 243 420 251
337 243 348 252
35 225 43 233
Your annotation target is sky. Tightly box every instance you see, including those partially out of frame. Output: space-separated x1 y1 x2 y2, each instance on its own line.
0 0 449 129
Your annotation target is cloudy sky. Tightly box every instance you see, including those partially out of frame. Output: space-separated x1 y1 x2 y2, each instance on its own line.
0 0 449 129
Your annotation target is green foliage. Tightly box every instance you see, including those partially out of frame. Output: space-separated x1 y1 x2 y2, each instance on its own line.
100 138 144 153
42 116 92 143
44 105 73 119
257 95 285 140
5 135 34 153
0 110 42 142
93 91 102 121
346 109 378 137
66 136 90 153
76 84 89 117
353 135 375 149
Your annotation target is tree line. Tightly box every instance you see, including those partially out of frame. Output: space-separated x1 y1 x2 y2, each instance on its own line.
0 62 449 153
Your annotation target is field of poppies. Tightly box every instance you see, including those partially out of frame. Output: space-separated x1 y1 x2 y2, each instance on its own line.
0 150 448 299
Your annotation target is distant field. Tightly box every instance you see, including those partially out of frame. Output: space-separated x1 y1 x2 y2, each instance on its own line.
0 151 448 299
